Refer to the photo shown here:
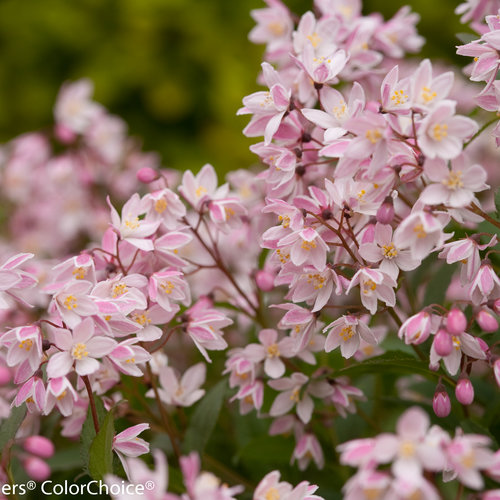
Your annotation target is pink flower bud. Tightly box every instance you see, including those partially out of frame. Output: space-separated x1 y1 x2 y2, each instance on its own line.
137 167 159 184
455 377 474 405
54 123 76 144
23 456 51 481
0 365 11 385
446 308 467 335
433 386 451 418
23 436 55 458
493 299 500 314
492 359 500 391
255 270 275 291
433 329 453 357
477 337 489 353
376 197 394 224
476 309 498 333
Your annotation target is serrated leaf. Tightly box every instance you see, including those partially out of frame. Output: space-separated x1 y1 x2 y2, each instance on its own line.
0 406 27 450
335 351 434 379
88 408 115 481
182 379 227 454
80 396 107 474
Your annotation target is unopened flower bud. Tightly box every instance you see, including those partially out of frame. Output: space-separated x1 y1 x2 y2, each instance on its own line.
455 376 474 405
23 456 51 481
255 270 274 292
476 309 498 333
433 385 451 418
376 197 394 224
494 359 500 389
23 436 55 458
493 299 500 314
446 308 467 335
137 167 159 184
433 329 453 357
0 365 11 385
54 123 76 144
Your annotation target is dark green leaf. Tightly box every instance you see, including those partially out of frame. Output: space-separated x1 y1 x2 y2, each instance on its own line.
235 435 293 465
88 408 115 481
47 446 84 471
80 396 107 474
182 379 227 454
0 405 26 450
335 351 435 380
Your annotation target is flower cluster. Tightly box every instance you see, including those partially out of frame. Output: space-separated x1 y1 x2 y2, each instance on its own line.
0 0 500 499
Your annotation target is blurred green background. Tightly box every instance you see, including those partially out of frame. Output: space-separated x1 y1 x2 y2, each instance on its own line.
0 0 464 174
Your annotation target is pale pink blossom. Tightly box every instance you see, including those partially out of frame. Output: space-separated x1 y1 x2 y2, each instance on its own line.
44 376 78 416
113 423 150 458
417 101 478 160
149 363 206 407
292 433 324 470
323 315 378 359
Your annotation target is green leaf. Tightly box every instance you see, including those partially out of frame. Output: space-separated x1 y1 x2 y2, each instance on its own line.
88 408 115 481
182 379 227 454
335 351 435 380
235 435 293 465
47 446 84 472
80 396 107 474
0 405 27 450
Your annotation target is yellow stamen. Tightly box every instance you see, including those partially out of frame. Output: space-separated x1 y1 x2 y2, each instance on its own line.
307 32 321 48
421 86 437 103
72 267 86 279
365 129 382 144
382 243 398 259
72 343 88 360
160 281 175 294
413 224 426 239
112 282 128 298
443 171 464 190
155 198 167 213
64 295 78 310
432 123 448 141
267 343 280 358
18 339 33 351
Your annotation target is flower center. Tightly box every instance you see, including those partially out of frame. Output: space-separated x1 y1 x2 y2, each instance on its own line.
278 214 290 228
265 487 280 500
391 89 408 106
421 86 437 103
413 224 426 239
340 325 355 341
267 343 280 358
195 186 207 197
124 215 140 230
290 387 300 402
365 129 382 144
72 343 88 360
363 279 377 294
432 123 448 141
160 280 175 294
400 440 415 457
155 198 167 213
307 273 325 289
382 243 398 259
301 240 317 251
64 295 78 310
133 313 151 326
443 171 464 190
306 32 321 48
18 339 33 351
72 267 86 279
332 101 346 119
113 282 128 298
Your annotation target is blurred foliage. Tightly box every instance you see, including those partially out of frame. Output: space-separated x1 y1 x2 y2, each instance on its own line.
0 0 463 175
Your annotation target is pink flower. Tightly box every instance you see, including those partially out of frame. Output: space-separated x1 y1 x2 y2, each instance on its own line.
393 209 449 261
323 315 378 358
46 318 117 378
145 188 186 230
398 311 437 345
444 432 494 490
148 268 191 312
253 470 292 500
113 423 150 458
373 407 448 479
410 59 454 111
178 163 227 210
51 280 99 329
148 363 206 407
13 375 45 413
347 267 396 315
268 372 313 423
44 376 78 416
2 325 43 374
109 339 151 377
417 101 478 160
469 261 500 304
359 223 419 280
108 193 161 251
292 433 324 470
0 252 38 309
184 299 231 363
54 79 102 134
230 380 264 415
277 227 329 271
296 44 348 85
420 156 488 208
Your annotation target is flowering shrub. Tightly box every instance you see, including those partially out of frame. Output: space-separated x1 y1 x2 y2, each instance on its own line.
2 0 500 499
